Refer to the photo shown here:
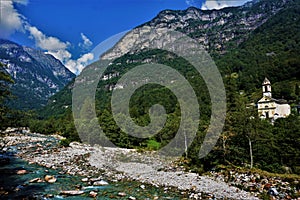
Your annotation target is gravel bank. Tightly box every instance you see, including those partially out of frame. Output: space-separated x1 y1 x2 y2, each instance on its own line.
2 131 259 199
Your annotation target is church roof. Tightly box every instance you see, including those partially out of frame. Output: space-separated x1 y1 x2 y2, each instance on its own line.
273 98 288 104
258 96 272 103
262 77 271 85
258 96 289 104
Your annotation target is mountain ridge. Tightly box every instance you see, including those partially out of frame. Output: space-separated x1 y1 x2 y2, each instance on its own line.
102 0 293 60
41 0 300 118
0 39 75 110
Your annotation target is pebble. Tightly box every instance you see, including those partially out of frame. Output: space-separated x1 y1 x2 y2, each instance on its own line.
89 191 98 198
118 192 126 197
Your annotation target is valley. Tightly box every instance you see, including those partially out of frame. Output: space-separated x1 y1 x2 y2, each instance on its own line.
0 0 300 199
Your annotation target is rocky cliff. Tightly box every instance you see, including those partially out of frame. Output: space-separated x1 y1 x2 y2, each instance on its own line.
102 0 292 60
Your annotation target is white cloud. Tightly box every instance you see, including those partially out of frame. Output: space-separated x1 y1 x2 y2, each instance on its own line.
26 25 70 51
46 50 72 63
65 53 94 74
201 0 251 10
25 25 94 74
79 33 93 50
0 0 93 74
0 0 27 38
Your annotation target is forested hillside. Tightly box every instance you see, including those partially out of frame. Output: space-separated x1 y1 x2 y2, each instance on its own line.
30 0 300 174
216 2 300 93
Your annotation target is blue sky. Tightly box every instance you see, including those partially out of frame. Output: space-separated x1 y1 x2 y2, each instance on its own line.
0 0 250 74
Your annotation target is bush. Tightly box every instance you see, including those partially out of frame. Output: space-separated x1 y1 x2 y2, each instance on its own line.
59 139 71 147
146 139 161 150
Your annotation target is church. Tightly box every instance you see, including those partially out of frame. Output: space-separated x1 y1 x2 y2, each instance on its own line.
257 78 291 120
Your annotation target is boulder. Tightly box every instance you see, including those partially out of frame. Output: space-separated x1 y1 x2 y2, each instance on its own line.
268 187 279 196
47 177 57 183
44 175 57 183
16 169 27 175
81 178 89 182
93 180 109 186
29 178 43 183
118 192 126 197
89 191 98 198
60 190 85 196
90 177 102 182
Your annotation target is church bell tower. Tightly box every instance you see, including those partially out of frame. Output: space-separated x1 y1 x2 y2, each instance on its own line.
262 77 272 98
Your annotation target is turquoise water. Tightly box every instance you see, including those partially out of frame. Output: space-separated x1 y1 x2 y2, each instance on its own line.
0 145 186 199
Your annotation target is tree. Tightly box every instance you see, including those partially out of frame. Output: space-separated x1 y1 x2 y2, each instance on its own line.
244 114 260 169
0 63 14 130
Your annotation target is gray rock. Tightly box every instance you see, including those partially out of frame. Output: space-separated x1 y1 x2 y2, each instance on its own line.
81 178 89 182
118 192 126 197
93 180 109 186
60 190 85 196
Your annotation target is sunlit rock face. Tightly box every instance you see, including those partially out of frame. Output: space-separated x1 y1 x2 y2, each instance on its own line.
102 0 290 60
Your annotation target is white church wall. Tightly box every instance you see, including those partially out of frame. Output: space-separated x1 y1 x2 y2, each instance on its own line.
275 104 291 118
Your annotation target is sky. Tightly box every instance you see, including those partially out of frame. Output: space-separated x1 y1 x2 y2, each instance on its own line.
0 0 251 74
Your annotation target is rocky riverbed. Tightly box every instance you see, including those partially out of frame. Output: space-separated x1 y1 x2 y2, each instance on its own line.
1 129 299 199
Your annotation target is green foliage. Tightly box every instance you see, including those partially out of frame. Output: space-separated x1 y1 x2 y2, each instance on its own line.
146 139 161 150
0 63 14 130
59 138 71 147
29 118 57 135
216 3 300 92
194 75 300 174
29 109 80 144
32 0 300 175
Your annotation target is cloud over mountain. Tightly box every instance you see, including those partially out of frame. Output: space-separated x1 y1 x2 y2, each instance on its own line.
185 0 251 10
26 25 70 51
201 0 251 10
25 25 94 74
0 0 94 74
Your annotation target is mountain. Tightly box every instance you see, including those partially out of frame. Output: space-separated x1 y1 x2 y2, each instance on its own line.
0 39 75 110
44 0 299 116
216 0 300 93
102 0 293 60
33 0 300 174
101 0 299 96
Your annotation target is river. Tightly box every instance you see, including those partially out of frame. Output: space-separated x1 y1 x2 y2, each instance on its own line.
0 135 187 199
